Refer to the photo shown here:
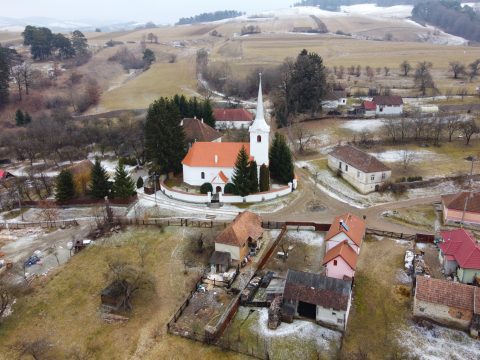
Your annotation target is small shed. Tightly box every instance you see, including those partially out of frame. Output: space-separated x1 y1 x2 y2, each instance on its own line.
209 251 231 273
101 280 128 312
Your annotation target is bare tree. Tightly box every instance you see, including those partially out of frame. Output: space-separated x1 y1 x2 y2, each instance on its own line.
402 148 415 170
399 60 412 77
449 61 466 79
10 65 23 100
468 59 480 80
366 66 374 81
0 281 14 320
36 200 59 224
20 62 33 95
384 66 390 76
292 124 314 154
414 61 435 96
461 119 479 145
444 115 461 142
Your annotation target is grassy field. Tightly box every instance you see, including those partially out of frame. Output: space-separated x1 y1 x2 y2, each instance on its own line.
0 227 247 360
383 205 437 231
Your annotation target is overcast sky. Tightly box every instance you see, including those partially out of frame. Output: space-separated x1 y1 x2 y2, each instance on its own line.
2 0 295 23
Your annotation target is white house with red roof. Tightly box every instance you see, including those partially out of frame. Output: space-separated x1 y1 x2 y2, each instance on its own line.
182 76 270 194
438 229 480 284
325 213 366 255
213 108 254 129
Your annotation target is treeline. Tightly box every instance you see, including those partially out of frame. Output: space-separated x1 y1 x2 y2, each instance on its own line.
294 0 421 11
176 10 244 25
412 0 480 42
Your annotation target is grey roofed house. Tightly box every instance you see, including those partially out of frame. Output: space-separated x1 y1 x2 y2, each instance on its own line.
181 117 222 144
329 144 390 174
283 269 352 311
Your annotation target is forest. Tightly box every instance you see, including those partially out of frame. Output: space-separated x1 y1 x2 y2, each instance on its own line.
176 10 244 25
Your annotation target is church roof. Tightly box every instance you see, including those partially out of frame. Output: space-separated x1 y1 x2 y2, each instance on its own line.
182 142 250 168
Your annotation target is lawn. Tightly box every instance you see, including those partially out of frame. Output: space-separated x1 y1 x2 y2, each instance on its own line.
0 227 246 360
383 205 438 231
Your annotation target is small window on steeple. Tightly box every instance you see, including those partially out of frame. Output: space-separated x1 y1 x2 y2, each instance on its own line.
257 135 261 143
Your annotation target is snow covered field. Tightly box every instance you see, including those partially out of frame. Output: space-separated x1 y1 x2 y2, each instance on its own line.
340 4 413 18
369 150 437 163
341 119 386 133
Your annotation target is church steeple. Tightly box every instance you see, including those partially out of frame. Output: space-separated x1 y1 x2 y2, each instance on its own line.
249 73 270 166
250 73 270 132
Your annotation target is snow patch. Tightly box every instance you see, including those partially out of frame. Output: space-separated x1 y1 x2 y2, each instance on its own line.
369 150 436 163
285 231 324 247
340 119 385 132
340 4 413 19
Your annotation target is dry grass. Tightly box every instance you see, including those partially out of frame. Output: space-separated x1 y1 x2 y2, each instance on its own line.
0 227 246 360
384 205 437 231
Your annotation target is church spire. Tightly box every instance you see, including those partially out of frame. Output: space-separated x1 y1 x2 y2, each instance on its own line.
250 73 270 132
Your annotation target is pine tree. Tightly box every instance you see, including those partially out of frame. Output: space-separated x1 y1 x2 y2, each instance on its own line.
259 164 270 192
145 97 186 174
232 146 251 196
201 100 215 128
112 163 136 199
15 109 25 126
269 133 294 184
55 170 75 201
89 158 110 199
248 160 259 193
24 112 32 125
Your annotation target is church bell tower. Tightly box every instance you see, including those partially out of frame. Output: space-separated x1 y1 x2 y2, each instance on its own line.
249 73 270 166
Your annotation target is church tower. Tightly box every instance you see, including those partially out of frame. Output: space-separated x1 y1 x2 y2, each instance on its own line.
249 74 270 166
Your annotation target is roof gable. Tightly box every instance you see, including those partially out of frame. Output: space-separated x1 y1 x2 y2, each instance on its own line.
326 213 366 247
415 276 474 311
182 118 222 142
439 229 480 269
329 145 390 173
214 211 263 247
323 241 358 270
442 192 480 213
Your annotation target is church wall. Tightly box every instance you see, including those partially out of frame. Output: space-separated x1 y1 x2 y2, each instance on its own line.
183 165 235 186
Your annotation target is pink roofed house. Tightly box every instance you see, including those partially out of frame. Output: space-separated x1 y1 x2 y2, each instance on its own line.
322 241 358 280
438 229 480 284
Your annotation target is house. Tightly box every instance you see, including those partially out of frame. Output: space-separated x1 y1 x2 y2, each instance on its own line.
442 192 480 226
0 169 14 180
214 211 263 261
372 95 403 115
438 229 480 284
182 76 270 194
323 241 358 280
181 117 222 147
213 108 253 129
362 100 376 118
100 280 128 312
325 213 366 254
282 269 352 331
413 276 477 331
209 251 231 273
322 90 347 109
328 144 392 194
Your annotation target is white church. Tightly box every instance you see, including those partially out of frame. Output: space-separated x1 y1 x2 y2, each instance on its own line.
182 75 270 194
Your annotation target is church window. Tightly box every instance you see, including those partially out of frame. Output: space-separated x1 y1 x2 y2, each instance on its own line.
257 135 262 143
201 172 205 179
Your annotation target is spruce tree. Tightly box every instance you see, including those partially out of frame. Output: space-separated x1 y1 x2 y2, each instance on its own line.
259 164 270 192
89 158 110 199
0 47 10 109
269 133 294 184
269 133 281 180
248 160 259 193
145 97 186 174
15 109 25 126
55 170 75 201
201 100 215 128
232 146 251 196
112 163 136 199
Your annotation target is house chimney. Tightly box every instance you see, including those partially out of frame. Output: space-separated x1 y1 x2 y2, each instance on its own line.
214 155 218 164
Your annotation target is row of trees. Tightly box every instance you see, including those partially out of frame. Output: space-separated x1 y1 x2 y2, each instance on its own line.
22 26 89 61
176 10 244 25
55 159 135 201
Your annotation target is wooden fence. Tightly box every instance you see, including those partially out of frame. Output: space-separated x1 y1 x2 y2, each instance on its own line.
257 226 287 271
166 278 203 332
366 228 434 243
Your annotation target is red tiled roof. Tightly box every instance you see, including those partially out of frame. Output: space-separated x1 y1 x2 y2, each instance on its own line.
415 276 474 311
326 213 366 247
211 171 229 184
214 211 263 247
442 192 480 214
182 142 250 167
329 145 391 173
322 241 358 270
439 229 480 269
362 100 376 110
182 118 222 143
213 108 253 122
372 95 403 106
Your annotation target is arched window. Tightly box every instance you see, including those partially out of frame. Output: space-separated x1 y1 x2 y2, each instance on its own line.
257 135 262 143
201 172 205 179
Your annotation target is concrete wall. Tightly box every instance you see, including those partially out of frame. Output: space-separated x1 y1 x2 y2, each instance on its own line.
325 257 355 280
443 207 480 226
160 183 211 203
316 306 347 331
220 183 292 203
183 165 234 187
413 297 472 330
328 155 391 194
326 233 360 254
216 121 252 130
457 267 480 284
376 104 403 115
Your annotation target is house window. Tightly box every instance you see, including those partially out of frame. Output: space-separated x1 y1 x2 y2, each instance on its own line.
337 318 344 324
370 175 375 181
357 171 360 178
380 107 384 112
201 172 205 179
257 135 262 143
339 162 342 169
381 173 386 180
333 260 337 266
332 312 336 315
345 165 349 172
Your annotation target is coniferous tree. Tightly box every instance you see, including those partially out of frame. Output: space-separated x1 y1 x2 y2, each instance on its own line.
248 160 259 193
201 100 215 128
269 133 294 184
269 133 281 179
71 30 89 57
89 158 110 199
15 109 25 126
259 164 270 192
232 146 251 196
112 163 136 199
0 47 11 109
55 170 75 201
145 97 186 174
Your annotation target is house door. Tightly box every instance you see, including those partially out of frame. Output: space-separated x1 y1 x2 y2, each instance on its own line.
298 301 316 320
216 186 222 194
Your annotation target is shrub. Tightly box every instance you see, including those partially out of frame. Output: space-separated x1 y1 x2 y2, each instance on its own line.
119 157 137 166
224 183 236 194
396 177 406 183
392 183 407 195
200 182 213 194
407 176 423 182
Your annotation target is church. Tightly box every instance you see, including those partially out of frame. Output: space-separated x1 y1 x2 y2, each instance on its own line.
182 76 270 194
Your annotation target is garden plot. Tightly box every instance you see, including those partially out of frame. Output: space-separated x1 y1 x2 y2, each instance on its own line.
398 323 480 360
221 307 341 359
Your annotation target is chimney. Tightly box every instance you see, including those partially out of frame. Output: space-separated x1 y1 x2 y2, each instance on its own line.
214 155 218 164
339 219 344 231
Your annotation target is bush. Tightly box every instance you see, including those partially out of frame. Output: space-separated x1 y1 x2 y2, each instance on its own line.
200 182 213 194
392 183 407 195
407 176 423 182
136 176 144 188
45 96 71 109
396 177 406 183
224 183 236 194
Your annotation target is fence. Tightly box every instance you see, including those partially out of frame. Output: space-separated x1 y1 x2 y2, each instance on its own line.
166 278 203 333
366 228 434 243
0 219 78 230
117 217 230 228
257 226 287 271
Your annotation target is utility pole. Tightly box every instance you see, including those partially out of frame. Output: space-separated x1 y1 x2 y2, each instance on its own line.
461 156 476 226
